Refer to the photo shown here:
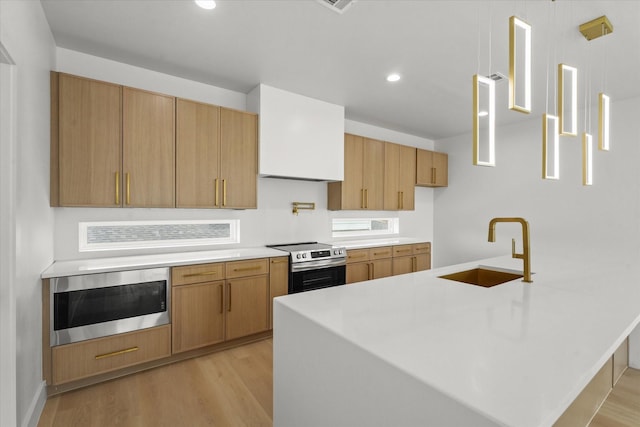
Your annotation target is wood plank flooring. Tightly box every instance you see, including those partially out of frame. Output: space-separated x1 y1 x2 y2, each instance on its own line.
37 338 640 427
38 339 273 427
589 367 640 427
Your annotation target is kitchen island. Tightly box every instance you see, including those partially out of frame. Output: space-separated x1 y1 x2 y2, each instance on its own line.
273 250 640 427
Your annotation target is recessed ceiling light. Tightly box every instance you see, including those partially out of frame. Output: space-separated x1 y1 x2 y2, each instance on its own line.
195 0 216 10
478 111 489 117
386 73 401 82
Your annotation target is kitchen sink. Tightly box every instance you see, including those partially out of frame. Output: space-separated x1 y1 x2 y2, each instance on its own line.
438 267 523 288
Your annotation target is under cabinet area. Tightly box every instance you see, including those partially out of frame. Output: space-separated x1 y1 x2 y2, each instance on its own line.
346 242 431 284
50 72 257 209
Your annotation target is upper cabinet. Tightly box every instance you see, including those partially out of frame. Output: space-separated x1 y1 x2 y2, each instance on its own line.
51 72 257 209
416 149 448 187
328 134 384 210
122 87 175 208
52 73 122 207
176 101 257 209
384 142 416 210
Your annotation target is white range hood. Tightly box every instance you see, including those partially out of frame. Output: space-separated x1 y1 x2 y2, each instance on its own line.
247 84 344 181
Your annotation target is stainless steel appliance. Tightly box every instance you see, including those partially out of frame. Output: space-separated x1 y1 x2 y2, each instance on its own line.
50 268 170 346
267 242 346 293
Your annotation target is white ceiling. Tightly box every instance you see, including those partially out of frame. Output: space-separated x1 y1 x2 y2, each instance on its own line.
40 0 640 140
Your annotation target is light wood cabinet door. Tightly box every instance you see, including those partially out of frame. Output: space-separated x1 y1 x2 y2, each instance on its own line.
176 99 220 208
362 137 385 210
172 281 225 354
56 73 122 207
122 87 175 207
219 108 258 209
384 143 416 210
226 275 269 340
393 256 415 276
415 253 431 272
328 134 365 210
372 258 393 279
416 149 448 187
346 262 370 284
269 257 289 328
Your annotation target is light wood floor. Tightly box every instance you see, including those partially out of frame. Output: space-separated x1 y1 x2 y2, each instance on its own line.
38 338 640 427
38 339 273 427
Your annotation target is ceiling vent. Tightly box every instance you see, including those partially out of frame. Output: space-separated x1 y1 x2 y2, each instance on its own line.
316 0 356 14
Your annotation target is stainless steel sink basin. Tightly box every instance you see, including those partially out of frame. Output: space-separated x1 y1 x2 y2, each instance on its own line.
439 267 523 288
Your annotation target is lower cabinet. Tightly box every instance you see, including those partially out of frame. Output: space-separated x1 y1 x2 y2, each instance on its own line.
269 257 289 328
171 258 271 354
51 325 171 385
347 242 431 284
392 243 431 275
346 247 393 284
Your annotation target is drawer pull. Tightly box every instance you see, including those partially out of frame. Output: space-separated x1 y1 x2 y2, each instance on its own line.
271 259 288 264
233 266 262 272
396 249 411 254
373 252 389 256
95 346 139 360
182 271 220 278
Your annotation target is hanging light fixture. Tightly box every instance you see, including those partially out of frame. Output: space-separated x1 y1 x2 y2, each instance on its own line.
542 0 559 180
473 74 495 166
509 16 532 113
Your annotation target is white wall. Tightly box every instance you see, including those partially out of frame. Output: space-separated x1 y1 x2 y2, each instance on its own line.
434 96 640 268
0 1 56 427
53 50 435 260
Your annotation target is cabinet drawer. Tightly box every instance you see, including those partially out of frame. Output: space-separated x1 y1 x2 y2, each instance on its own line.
226 258 269 279
51 325 171 385
392 245 414 257
370 246 393 260
413 243 431 255
172 263 225 286
347 249 370 263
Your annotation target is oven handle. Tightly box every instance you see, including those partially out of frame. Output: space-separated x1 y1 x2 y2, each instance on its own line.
290 259 346 273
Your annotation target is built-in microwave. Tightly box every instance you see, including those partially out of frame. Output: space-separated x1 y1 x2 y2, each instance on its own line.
50 268 170 346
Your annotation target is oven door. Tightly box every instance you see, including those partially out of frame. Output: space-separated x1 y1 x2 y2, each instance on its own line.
289 263 346 294
51 268 170 346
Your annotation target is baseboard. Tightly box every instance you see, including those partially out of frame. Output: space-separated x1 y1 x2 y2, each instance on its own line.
22 381 46 427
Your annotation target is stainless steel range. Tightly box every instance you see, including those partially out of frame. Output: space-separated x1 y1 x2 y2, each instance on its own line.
267 242 347 293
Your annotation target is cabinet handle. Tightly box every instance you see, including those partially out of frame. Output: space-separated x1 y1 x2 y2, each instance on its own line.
125 173 131 205
222 179 227 207
95 346 138 360
367 263 372 280
215 178 219 207
401 191 404 209
233 266 261 273
271 259 288 264
361 189 365 209
182 271 220 278
219 284 223 314
228 283 232 312
349 253 367 260
398 191 402 210
431 167 436 184
412 256 417 272
371 262 375 279
115 172 120 205
365 189 369 208
396 249 411 254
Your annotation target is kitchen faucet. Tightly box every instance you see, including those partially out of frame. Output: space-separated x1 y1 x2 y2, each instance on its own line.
488 217 532 283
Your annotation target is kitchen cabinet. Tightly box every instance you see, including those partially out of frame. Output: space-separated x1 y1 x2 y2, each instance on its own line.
171 258 269 354
392 243 431 275
51 325 171 385
416 149 448 187
346 247 393 284
328 134 384 210
51 73 122 207
122 87 175 207
384 142 416 210
269 257 289 328
176 100 257 209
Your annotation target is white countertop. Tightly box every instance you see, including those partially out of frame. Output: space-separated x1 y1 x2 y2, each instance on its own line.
330 237 426 249
275 251 640 427
41 247 286 278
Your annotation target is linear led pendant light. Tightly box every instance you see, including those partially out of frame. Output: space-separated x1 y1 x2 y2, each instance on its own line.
579 16 614 151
